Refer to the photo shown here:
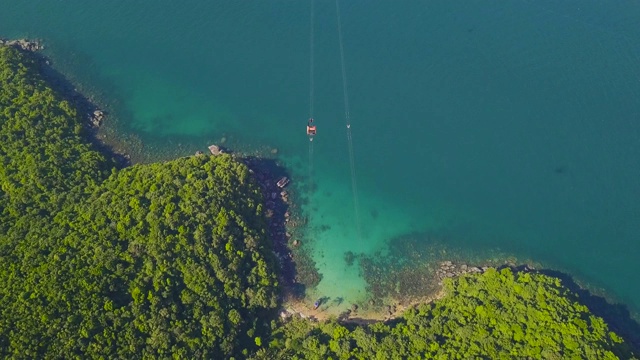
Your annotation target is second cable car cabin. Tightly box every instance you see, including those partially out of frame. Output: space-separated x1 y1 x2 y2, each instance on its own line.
307 118 317 141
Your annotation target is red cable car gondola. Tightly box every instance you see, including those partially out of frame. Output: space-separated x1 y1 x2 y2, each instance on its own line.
307 118 316 140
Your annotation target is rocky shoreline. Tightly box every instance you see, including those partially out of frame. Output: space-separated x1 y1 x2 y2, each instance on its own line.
239 156 313 288
0 38 44 51
1 38 126 164
0 38 106 128
189 147 322 299
435 260 536 285
279 261 538 325
434 260 487 284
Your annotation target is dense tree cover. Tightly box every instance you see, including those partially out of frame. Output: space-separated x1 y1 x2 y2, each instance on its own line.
0 45 278 358
0 46 112 222
1 156 279 358
259 268 633 359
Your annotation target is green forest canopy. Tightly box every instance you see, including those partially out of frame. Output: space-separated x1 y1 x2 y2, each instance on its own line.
0 44 635 359
259 268 632 359
0 45 279 358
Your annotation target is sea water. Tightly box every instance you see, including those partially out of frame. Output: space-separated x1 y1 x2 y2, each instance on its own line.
1 0 639 315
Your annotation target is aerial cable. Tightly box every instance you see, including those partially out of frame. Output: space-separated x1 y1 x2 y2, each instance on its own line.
308 0 316 192
309 0 315 120
336 0 362 243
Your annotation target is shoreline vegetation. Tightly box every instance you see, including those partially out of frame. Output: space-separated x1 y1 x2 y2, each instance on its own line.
1 40 638 358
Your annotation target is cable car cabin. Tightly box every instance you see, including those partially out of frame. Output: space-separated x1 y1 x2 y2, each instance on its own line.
307 118 316 138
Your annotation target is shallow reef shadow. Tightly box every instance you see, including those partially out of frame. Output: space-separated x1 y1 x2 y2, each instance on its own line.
28 48 132 168
538 269 640 353
242 156 322 299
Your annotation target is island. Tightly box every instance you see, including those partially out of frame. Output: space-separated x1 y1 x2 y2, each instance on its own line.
0 42 637 359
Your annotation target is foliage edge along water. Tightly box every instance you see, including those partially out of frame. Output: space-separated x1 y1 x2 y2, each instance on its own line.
1 43 640 358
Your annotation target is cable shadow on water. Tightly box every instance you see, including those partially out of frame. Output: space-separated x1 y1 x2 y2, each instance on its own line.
335 0 362 245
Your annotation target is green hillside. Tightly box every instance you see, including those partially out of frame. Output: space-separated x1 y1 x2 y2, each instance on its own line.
0 45 278 358
260 268 631 359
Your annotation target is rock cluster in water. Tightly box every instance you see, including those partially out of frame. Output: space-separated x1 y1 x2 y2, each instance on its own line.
0 38 43 51
90 110 106 127
434 261 487 285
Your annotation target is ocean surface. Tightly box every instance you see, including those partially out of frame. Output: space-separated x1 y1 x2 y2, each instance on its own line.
2 1 639 315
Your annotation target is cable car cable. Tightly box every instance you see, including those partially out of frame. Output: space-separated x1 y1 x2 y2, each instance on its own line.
308 0 315 192
309 0 315 120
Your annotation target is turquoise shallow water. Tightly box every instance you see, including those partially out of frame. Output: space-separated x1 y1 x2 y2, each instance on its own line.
2 1 640 314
